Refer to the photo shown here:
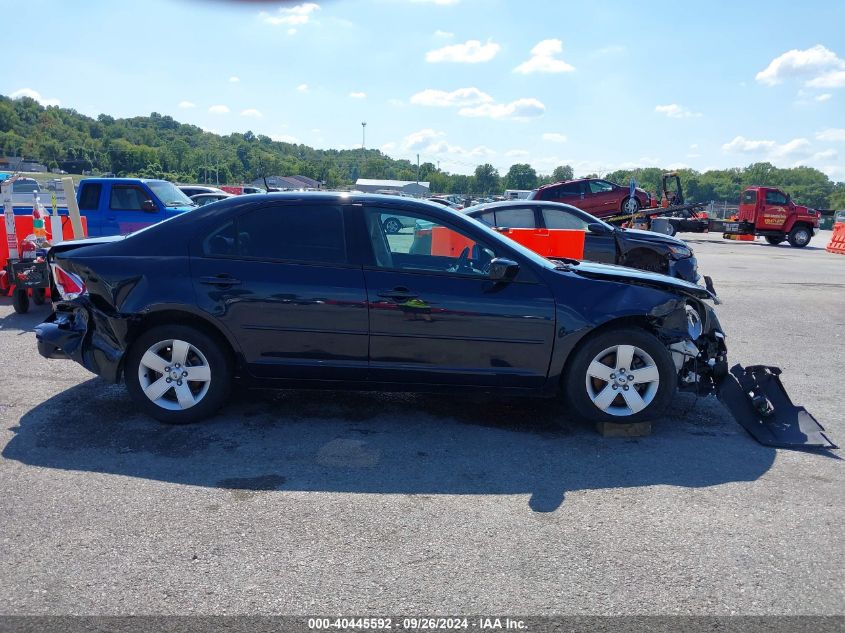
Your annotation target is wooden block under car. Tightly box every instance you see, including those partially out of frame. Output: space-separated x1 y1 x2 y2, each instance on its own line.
595 420 652 438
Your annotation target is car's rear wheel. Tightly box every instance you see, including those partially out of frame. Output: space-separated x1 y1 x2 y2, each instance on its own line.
383 217 402 234
563 327 677 424
622 197 640 214
765 236 785 245
787 226 811 248
125 325 232 424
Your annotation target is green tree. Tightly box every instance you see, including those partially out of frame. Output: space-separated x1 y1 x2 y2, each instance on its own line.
504 163 538 190
551 165 573 182
473 163 500 194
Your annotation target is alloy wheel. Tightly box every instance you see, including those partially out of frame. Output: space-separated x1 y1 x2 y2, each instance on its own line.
137 339 212 411
584 344 660 417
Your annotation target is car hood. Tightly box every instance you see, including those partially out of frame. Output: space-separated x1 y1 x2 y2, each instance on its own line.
558 259 713 300
616 227 687 247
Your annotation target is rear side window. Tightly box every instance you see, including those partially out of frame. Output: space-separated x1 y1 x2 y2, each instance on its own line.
204 204 347 264
78 183 102 210
492 207 535 228
742 190 757 204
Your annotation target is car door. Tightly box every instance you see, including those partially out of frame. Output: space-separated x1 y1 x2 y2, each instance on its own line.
103 183 159 235
358 205 556 389
539 206 616 263
190 201 369 381
586 180 617 216
761 190 789 229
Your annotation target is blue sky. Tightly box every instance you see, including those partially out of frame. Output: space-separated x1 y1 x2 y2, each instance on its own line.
3 0 845 179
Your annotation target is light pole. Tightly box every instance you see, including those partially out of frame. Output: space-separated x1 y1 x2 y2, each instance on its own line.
361 122 367 149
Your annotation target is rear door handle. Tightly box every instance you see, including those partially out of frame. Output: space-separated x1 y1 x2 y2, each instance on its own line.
200 275 241 286
378 287 417 300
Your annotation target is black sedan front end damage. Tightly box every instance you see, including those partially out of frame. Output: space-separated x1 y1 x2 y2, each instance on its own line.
654 297 834 450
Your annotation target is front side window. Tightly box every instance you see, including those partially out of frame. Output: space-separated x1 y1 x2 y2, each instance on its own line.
765 190 788 205
109 185 149 210
542 208 590 230
588 180 614 194
203 204 346 264
364 207 498 276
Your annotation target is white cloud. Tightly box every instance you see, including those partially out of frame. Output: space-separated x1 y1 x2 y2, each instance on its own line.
240 108 262 118
505 149 530 158
296 83 310 93
811 149 838 161
260 3 320 26
722 135 811 159
807 70 845 88
288 28 297 35
271 134 299 144
349 91 367 99
178 100 196 109
756 44 845 86
410 87 493 107
229 76 240 83
389 129 494 169
815 93 832 101
434 29 454 38
817 128 845 142
426 39 500 63
514 39 575 74
380 142 398 153
209 105 230 114
459 98 545 120
542 133 568 143
404 129 445 151
10 88 60 107
655 103 702 118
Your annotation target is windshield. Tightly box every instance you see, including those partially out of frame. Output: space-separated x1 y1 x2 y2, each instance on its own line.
147 181 195 207
13 180 40 193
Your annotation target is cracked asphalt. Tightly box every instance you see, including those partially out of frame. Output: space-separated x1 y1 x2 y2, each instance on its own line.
0 230 842 615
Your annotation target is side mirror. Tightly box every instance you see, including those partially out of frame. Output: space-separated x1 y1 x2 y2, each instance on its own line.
488 257 520 283
587 222 610 234
141 199 158 213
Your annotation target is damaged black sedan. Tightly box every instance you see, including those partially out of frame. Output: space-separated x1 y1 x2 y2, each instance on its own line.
34 193 833 448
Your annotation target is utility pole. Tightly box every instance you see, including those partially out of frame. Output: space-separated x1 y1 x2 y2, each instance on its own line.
361 122 367 149
416 153 420 184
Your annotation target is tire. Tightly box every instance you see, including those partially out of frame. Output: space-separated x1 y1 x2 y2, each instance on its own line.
125 324 232 424
563 327 677 424
383 217 402 234
32 288 46 305
787 225 811 248
12 289 29 314
765 236 785 245
621 197 640 215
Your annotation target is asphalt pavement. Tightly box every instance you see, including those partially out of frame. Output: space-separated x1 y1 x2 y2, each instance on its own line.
0 230 842 615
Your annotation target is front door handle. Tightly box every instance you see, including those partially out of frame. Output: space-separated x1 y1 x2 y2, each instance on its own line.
378 287 417 301
200 275 241 286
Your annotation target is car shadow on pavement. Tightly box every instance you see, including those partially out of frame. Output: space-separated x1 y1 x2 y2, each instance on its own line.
0 296 51 332
4 378 779 512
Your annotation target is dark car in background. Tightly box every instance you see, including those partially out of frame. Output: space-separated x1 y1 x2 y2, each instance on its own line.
463 200 699 283
531 178 652 217
36 193 725 428
190 192 234 207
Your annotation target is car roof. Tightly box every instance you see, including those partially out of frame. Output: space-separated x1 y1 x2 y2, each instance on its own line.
464 199 590 214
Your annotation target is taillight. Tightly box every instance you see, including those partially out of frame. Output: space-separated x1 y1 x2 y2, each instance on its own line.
51 264 87 300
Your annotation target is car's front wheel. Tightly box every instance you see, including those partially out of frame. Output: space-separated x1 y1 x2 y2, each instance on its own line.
787 225 811 248
125 325 232 424
563 327 677 424
622 197 640 214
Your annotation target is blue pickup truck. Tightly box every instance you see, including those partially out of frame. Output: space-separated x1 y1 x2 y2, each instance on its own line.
75 178 196 236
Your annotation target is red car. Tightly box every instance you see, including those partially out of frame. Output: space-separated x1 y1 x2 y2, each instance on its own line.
530 178 652 219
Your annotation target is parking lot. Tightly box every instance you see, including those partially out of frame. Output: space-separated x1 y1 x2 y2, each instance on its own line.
0 230 842 615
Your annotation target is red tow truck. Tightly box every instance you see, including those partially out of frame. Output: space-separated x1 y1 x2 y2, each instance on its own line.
723 186 820 247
